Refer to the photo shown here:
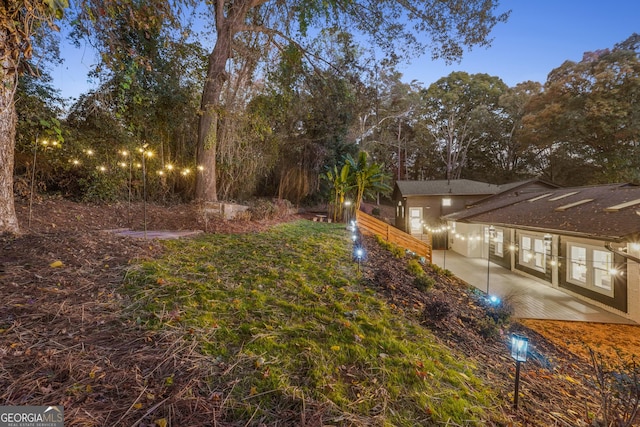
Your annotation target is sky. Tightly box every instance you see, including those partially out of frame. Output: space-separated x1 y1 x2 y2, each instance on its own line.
52 0 640 100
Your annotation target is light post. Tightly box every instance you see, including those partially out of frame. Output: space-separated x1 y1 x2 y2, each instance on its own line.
119 150 133 227
486 225 496 294
139 144 152 239
511 334 529 409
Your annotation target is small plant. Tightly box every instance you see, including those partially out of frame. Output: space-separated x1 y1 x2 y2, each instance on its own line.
374 235 405 258
430 263 453 277
413 275 435 291
371 207 381 216
407 259 435 291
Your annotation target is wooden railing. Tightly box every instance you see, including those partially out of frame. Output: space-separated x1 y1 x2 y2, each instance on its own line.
355 211 432 263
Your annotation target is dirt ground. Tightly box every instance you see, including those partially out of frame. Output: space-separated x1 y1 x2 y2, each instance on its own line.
1 196 639 426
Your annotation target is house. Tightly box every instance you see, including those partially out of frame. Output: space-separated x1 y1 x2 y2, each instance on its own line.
443 182 640 324
393 179 558 247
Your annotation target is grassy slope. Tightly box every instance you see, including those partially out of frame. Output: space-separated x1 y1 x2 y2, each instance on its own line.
123 220 495 425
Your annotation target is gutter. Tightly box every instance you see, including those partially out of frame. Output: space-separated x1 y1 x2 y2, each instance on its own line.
605 242 640 264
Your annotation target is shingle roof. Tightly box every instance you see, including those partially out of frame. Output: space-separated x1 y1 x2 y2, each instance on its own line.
395 179 501 197
445 183 640 242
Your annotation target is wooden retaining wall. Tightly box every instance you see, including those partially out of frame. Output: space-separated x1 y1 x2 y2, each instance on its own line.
355 211 432 263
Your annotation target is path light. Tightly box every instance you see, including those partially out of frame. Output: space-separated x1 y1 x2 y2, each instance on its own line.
511 334 529 409
488 295 501 305
354 246 365 273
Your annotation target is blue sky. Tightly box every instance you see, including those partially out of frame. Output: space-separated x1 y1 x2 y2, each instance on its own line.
52 1 639 99
399 0 640 87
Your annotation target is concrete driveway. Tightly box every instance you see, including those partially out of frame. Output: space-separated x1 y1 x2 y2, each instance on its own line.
431 250 635 324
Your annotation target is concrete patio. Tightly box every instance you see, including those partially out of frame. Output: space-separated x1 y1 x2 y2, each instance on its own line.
431 250 636 324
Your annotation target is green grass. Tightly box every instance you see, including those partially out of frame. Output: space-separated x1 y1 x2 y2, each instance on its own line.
123 220 494 425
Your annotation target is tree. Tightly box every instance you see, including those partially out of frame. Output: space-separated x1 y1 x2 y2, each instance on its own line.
193 0 508 202
419 71 507 180
0 0 68 234
521 35 640 185
72 0 507 203
345 151 391 213
465 80 542 183
324 163 351 222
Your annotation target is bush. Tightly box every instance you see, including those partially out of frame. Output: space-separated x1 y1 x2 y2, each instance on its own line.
414 275 435 291
374 235 405 258
79 170 120 203
371 207 381 216
430 263 453 277
407 259 435 291
248 198 293 220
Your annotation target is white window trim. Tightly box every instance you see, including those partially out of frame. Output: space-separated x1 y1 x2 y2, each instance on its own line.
565 242 615 297
518 233 547 273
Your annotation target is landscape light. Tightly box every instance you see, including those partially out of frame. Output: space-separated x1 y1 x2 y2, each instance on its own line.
510 334 529 409
166 164 174 171
488 295 500 305
72 159 80 166
197 165 204 171
354 246 365 273
86 149 94 156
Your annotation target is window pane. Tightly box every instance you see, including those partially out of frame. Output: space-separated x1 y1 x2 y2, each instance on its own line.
569 246 587 283
593 250 612 290
521 236 531 250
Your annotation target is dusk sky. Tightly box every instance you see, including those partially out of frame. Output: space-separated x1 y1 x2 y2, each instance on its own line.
52 1 640 100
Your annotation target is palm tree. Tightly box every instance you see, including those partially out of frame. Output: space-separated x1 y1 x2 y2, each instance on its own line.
323 163 351 222
345 152 392 213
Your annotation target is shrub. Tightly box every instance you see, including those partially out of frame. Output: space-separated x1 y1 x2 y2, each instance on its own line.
374 235 405 258
414 275 435 291
79 170 120 203
430 263 453 277
371 207 381 216
248 198 293 220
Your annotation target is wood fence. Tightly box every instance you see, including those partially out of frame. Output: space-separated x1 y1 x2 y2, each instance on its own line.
355 211 432 263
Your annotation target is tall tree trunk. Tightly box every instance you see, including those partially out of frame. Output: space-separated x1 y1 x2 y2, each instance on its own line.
195 34 231 202
195 0 257 202
0 38 20 234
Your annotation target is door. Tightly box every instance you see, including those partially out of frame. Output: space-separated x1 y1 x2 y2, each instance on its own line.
409 208 423 234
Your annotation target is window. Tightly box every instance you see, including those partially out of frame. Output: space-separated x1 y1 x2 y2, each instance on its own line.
566 243 614 296
519 234 547 273
442 198 452 207
495 229 504 256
